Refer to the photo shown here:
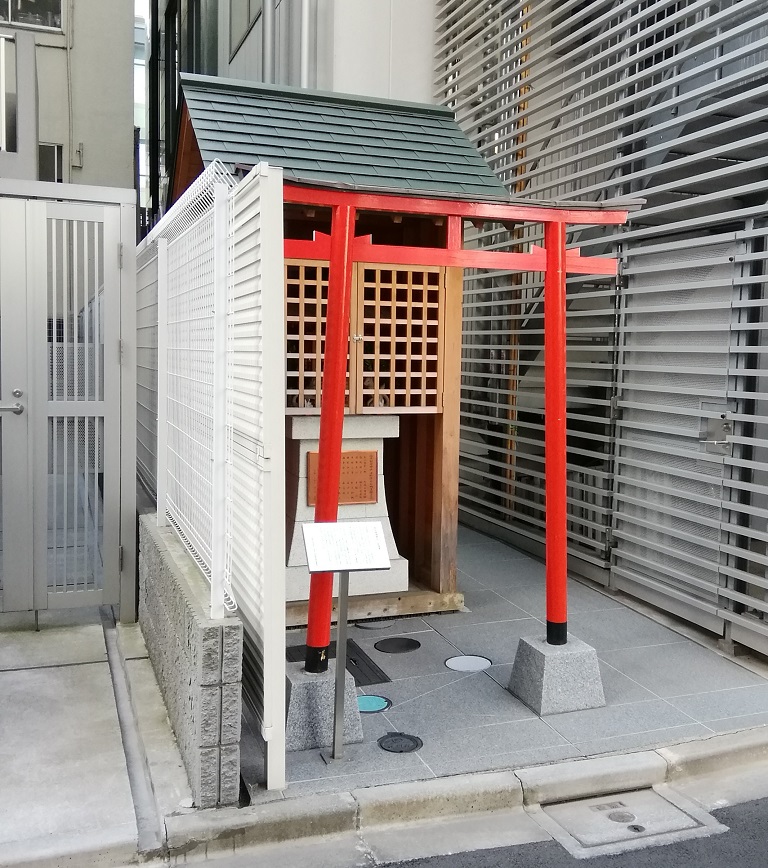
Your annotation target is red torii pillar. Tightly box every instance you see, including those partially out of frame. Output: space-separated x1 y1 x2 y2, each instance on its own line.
300 194 626 672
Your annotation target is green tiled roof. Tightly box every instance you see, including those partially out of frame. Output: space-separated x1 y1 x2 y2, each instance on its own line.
180 74 509 201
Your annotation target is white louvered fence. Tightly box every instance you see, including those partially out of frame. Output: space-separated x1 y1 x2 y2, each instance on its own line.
136 160 286 788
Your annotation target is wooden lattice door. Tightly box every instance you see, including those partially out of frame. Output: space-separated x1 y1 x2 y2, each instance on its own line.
284 260 446 414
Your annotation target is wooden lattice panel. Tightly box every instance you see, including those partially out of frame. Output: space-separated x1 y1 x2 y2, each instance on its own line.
357 267 443 412
306 450 378 505
285 262 350 411
285 260 445 414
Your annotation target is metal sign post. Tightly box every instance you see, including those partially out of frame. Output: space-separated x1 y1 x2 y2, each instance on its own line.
302 521 391 760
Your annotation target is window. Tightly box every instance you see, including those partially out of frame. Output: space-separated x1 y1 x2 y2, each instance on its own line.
1 34 16 152
230 0 261 56
0 0 62 29
38 143 63 182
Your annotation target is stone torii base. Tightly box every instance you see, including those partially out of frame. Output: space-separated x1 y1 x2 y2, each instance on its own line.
508 635 605 716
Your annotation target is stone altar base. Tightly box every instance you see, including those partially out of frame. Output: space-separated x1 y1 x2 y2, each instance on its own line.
285 660 364 752
508 635 605 716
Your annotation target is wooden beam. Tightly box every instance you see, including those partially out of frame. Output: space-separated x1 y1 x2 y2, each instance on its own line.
430 266 463 595
283 184 630 226
286 585 464 627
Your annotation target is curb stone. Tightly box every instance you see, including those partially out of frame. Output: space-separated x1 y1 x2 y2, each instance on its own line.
162 726 768 859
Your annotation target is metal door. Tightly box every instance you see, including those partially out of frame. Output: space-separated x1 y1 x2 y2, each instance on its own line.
0 197 122 613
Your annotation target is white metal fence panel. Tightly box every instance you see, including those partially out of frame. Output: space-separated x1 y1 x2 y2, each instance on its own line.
436 0 768 647
137 243 159 497
226 164 286 790
136 160 235 500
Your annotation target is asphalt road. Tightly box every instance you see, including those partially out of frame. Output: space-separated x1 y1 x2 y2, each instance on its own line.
380 799 767 868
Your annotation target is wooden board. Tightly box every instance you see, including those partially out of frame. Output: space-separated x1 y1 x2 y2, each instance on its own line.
307 450 378 505
286 584 464 627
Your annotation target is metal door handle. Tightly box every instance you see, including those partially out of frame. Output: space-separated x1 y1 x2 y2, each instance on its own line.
0 402 24 415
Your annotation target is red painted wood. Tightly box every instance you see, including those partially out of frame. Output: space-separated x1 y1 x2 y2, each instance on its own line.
283 184 629 226
305 204 356 666
544 220 569 639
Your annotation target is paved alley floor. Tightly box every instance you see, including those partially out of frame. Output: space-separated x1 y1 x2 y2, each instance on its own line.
257 526 768 798
0 609 138 856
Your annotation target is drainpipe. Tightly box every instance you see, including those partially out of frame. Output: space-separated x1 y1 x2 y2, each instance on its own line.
300 0 310 88
262 0 275 84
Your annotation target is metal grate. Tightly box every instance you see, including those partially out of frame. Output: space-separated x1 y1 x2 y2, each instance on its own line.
286 639 391 687
46 217 106 594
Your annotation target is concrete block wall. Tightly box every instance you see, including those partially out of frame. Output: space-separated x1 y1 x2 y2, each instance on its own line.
138 515 243 808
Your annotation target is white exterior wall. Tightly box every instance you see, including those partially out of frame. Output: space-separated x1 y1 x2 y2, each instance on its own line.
12 0 134 187
224 0 435 103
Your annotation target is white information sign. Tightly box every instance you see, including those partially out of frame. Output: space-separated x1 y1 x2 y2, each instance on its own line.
302 521 391 573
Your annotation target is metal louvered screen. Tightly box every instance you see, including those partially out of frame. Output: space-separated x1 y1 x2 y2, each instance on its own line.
227 163 286 789
437 0 768 649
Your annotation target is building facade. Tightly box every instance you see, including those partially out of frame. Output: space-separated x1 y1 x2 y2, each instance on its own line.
146 0 435 222
0 0 134 188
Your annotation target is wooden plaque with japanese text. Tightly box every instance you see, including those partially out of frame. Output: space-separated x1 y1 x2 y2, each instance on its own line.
307 451 378 506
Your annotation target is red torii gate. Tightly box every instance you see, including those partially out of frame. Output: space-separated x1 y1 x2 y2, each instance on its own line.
282 183 629 673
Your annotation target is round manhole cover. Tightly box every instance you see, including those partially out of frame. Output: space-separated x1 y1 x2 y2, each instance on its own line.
445 654 492 672
608 811 636 824
378 732 423 753
374 637 421 654
358 694 392 713
355 620 396 631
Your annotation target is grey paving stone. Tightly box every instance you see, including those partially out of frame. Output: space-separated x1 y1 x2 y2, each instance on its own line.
351 617 434 638
416 716 571 772
596 661 658 705
434 617 544 665
352 629 463 681
425 587 530 628
365 669 470 706
574 723 713 758
706 714 768 734
457 543 533 576
382 672 535 736
668 684 768 722
0 623 107 670
543 698 697 743
422 743 582 778
0 663 136 845
285 735 431 784
462 556 546 589
284 766 435 797
566 607 687 652
600 641 767 697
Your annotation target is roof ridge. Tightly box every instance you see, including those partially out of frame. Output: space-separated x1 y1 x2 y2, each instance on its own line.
180 72 456 119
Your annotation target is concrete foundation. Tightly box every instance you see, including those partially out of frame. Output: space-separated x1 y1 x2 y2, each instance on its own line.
508 635 605 716
138 516 243 808
285 415 409 601
285 660 364 752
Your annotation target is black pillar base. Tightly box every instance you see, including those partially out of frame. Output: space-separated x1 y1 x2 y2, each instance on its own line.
304 644 330 673
546 620 568 645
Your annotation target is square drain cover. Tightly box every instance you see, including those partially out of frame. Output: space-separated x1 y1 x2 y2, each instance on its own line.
536 786 727 858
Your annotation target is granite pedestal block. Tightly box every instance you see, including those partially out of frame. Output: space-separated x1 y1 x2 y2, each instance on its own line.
285 660 364 751
508 634 605 716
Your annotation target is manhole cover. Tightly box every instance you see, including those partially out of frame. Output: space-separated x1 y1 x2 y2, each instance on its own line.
358 694 392 713
445 654 492 671
378 732 423 753
374 637 421 654
541 788 722 855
